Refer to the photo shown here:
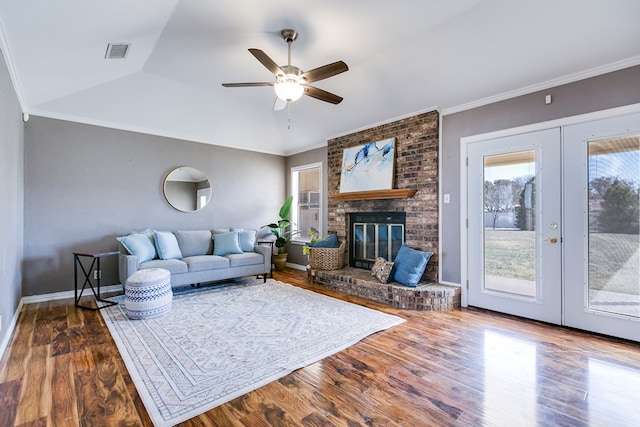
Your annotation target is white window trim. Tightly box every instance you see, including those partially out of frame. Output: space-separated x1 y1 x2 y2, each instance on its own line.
291 162 323 243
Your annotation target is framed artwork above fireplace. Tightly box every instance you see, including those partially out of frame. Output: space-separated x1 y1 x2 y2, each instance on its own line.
339 137 395 193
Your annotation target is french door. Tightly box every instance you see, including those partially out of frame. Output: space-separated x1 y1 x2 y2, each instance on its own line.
466 112 640 341
467 128 562 324
563 114 640 341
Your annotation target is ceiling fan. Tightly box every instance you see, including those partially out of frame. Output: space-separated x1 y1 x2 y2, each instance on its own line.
222 29 348 110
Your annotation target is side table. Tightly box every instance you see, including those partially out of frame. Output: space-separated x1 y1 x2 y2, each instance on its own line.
256 239 275 279
74 250 120 310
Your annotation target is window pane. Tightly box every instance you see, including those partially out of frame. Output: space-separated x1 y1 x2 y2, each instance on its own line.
483 150 536 298
292 165 321 241
587 135 640 318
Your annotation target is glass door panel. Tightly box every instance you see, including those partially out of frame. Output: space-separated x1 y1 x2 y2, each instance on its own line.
483 151 536 298
587 136 640 318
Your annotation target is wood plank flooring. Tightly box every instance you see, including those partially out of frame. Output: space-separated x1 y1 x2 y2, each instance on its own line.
1 269 640 426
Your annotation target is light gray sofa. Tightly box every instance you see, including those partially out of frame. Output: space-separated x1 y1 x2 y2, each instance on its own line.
118 229 274 287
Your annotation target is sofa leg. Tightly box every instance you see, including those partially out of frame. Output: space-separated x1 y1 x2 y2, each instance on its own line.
263 273 267 283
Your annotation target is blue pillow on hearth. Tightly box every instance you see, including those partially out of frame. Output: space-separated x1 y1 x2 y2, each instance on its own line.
391 244 433 287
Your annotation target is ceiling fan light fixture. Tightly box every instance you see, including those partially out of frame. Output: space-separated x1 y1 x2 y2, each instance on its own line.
274 78 304 103
222 29 347 107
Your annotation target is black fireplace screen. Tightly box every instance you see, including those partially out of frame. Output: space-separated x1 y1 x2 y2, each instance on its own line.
349 212 406 269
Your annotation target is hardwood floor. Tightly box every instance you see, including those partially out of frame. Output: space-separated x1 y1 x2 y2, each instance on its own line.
1 269 640 426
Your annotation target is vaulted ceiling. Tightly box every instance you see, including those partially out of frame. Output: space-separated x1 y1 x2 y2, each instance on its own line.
1 0 639 155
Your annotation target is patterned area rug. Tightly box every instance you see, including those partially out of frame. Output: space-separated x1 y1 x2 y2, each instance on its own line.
101 278 405 426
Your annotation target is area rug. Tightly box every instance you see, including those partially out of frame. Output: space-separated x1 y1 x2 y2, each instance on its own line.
100 278 405 426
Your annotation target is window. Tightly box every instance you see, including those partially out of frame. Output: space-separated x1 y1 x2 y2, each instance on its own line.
291 163 322 242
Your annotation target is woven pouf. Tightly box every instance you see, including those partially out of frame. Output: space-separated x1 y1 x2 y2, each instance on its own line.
124 268 173 319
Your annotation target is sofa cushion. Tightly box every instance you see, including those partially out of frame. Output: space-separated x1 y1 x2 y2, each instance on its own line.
256 226 274 240
183 255 230 272
153 230 183 260
139 259 188 274
117 232 157 262
174 230 213 257
238 230 257 252
226 252 263 268
213 232 243 256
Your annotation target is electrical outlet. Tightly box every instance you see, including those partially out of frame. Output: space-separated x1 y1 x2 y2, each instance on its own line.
93 270 102 280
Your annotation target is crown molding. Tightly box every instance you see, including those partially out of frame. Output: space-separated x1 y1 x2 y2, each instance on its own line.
0 16 28 112
441 56 640 116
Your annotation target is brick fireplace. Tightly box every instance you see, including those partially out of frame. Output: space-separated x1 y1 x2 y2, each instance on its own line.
327 110 440 282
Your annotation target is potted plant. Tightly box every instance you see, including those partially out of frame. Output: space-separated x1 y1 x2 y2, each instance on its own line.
266 195 298 270
302 227 320 256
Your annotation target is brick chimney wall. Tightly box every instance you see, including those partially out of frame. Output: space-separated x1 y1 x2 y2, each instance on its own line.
327 110 439 280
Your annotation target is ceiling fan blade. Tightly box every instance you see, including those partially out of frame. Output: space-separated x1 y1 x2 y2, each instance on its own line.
303 86 343 104
273 97 287 111
222 82 274 87
249 48 283 76
302 61 348 83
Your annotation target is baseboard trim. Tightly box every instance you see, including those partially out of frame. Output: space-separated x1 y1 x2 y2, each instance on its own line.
285 262 308 271
0 299 24 365
21 284 124 305
438 280 461 287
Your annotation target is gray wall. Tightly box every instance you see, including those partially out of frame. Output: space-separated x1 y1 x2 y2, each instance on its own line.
440 65 640 284
23 117 285 295
285 146 328 266
0 49 24 349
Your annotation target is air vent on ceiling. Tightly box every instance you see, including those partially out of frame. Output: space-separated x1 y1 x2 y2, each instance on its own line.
105 43 130 59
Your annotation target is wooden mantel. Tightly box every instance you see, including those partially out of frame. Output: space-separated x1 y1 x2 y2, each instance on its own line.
329 188 417 201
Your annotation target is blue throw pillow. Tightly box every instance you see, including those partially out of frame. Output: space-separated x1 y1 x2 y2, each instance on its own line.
238 230 257 252
213 232 243 256
117 232 157 262
391 245 433 287
309 233 340 248
153 230 183 260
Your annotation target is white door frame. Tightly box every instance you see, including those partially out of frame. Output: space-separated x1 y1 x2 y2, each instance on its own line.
460 103 640 308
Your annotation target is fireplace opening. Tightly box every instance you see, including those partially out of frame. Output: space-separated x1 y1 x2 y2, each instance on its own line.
349 212 406 269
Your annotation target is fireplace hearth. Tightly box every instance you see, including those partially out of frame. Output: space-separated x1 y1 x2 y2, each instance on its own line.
349 212 406 269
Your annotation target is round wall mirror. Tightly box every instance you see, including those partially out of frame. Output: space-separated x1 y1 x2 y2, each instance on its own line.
163 166 211 212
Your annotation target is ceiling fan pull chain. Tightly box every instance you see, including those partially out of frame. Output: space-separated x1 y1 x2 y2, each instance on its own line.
287 103 292 130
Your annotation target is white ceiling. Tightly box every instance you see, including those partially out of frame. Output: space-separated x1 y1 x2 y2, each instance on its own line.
1 0 639 155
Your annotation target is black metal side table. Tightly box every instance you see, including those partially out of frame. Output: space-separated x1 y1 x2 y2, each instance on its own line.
256 240 275 279
74 250 119 310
